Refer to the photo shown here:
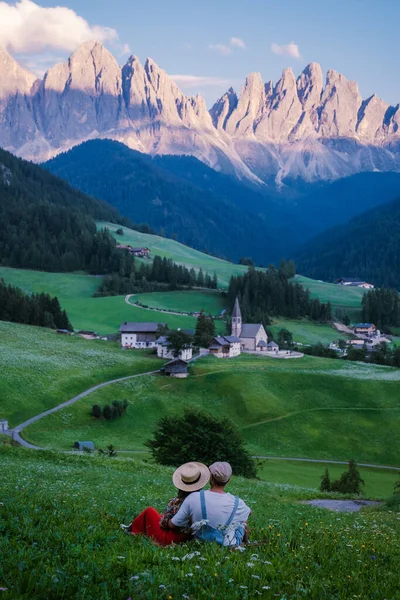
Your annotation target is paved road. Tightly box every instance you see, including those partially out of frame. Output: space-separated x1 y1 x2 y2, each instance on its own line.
9 369 159 450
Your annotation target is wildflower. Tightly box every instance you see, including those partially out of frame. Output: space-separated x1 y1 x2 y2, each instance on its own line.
130 576 139 581
159 585 166 590
262 586 271 590
239 586 247 589
117 556 125 559
370 555 376 560
182 551 201 561
183 596 190 600
228 579 234 583
185 573 193 577
171 557 180 561
252 575 260 579
247 562 255 568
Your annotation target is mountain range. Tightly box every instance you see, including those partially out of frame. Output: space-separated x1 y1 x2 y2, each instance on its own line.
2 41 400 187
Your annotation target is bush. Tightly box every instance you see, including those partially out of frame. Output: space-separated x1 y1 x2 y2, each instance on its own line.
91 404 102 419
321 460 365 495
103 405 112 420
145 409 257 478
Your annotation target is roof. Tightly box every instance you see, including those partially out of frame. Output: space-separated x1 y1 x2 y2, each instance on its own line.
120 322 165 333
257 340 268 347
164 358 188 366
337 278 364 283
267 341 279 348
131 247 149 252
232 297 242 319
354 323 374 328
156 336 169 345
163 358 189 373
209 336 240 348
223 335 241 343
240 323 263 338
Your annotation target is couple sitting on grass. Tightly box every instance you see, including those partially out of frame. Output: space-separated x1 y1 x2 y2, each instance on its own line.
123 461 251 547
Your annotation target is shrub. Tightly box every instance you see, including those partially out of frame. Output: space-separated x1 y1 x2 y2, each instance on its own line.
116 228 124 235
91 404 102 419
145 409 257 478
320 468 331 492
329 460 365 495
103 405 112 420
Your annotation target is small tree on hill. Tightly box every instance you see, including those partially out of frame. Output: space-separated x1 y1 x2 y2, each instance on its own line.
145 409 257 478
277 328 293 349
194 310 215 347
103 405 112 420
91 404 102 419
166 330 193 358
331 460 365 495
320 468 331 492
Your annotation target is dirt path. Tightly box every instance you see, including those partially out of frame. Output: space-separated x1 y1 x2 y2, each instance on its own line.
253 455 400 471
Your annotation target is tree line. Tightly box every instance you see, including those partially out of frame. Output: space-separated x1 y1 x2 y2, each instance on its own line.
362 288 400 330
301 341 400 368
227 262 332 325
96 254 218 296
0 279 72 330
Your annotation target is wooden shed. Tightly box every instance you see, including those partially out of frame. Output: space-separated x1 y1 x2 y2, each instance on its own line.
161 358 189 378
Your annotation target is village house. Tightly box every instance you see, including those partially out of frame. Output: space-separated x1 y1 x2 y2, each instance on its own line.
161 358 189 378
156 335 193 361
231 298 268 351
120 322 165 348
116 245 150 258
0 419 9 432
209 336 241 358
336 278 374 289
353 323 376 336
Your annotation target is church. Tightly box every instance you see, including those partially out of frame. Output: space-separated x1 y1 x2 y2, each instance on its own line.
231 297 268 351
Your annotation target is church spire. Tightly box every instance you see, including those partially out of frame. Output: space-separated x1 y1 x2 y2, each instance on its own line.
231 297 242 337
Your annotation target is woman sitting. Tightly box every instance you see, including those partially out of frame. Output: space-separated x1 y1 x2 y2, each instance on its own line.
122 461 210 546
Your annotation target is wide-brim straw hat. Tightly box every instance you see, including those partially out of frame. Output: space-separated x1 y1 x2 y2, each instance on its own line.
173 461 210 492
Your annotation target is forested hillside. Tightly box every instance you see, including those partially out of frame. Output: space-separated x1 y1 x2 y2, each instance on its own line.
295 196 400 288
0 147 130 273
44 140 301 263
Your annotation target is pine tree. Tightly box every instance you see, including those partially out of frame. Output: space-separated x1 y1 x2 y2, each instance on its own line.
320 468 331 492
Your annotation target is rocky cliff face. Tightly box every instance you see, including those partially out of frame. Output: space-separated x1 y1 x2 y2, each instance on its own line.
1 41 400 185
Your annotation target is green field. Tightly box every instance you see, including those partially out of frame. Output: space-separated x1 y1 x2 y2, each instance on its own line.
25 354 400 467
98 221 249 288
295 275 364 322
0 321 160 427
257 459 398 498
0 268 224 335
1 448 399 600
132 290 226 315
270 318 347 345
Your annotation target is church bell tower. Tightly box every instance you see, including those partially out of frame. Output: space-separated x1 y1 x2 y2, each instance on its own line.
231 297 242 337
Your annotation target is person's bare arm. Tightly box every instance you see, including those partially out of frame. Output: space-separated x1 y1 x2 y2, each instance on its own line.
168 519 179 530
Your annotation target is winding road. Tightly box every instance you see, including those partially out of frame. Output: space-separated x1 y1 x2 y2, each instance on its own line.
4 361 400 473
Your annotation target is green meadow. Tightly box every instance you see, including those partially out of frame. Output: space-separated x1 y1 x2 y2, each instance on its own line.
0 267 226 335
98 221 250 288
270 318 347 345
1 448 399 600
0 321 160 426
25 354 400 468
132 290 226 315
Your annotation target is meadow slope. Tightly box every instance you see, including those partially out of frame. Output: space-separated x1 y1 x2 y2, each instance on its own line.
1 448 399 600
25 354 400 468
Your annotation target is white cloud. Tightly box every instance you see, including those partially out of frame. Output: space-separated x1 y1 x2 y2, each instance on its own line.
230 37 246 49
0 0 118 54
121 43 132 55
208 43 232 56
271 41 301 59
171 74 230 88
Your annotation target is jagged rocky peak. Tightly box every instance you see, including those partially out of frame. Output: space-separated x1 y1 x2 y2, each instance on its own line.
224 72 269 136
296 62 323 109
210 87 238 130
357 94 390 141
319 69 362 137
0 46 38 98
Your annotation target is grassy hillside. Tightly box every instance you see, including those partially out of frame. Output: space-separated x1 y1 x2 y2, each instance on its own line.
25 354 400 467
0 268 226 335
98 221 250 288
1 448 399 600
0 321 160 426
132 290 225 315
270 318 347 345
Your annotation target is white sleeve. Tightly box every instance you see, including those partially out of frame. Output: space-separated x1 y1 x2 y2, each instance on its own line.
171 496 192 528
238 498 251 521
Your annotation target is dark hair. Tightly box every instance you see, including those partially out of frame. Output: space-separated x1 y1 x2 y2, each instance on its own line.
178 489 191 499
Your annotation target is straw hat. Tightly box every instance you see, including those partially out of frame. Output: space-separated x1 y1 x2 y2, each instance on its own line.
172 461 210 492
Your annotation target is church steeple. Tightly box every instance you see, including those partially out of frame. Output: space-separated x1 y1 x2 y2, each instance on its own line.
231 297 242 337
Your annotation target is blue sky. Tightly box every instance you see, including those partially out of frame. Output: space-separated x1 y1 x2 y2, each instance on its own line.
2 0 400 107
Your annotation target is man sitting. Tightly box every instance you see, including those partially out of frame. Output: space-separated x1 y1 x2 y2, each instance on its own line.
168 461 251 546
